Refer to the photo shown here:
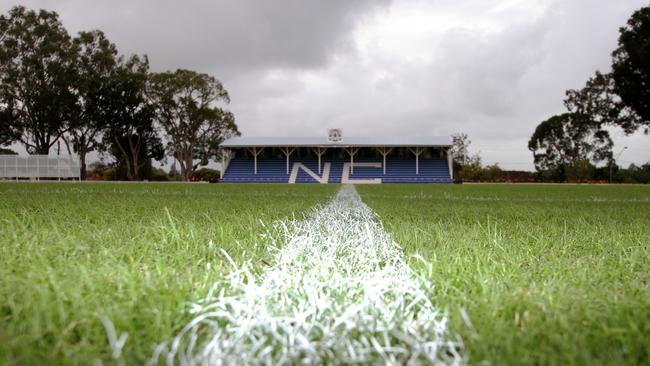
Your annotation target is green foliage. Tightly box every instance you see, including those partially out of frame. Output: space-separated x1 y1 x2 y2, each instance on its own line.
102 56 163 181
0 103 19 146
612 6 650 132
150 167 170 181
150 69 239 181
565 159 595 181
86 162 116 181
528 113 612 178
67 30 120 179
0 6 77 154
615 162 650 183
192 168 220 183
565 71 642 134
455 154 504 182
358 184 650 366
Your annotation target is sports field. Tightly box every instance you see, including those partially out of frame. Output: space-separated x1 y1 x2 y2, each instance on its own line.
0 183 649 365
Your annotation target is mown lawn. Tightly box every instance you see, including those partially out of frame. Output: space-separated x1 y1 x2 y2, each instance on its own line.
0 183 337 365
2 182 649 365
358 184 650 366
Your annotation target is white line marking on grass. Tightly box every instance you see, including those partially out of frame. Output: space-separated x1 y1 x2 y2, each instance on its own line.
152 185 464 365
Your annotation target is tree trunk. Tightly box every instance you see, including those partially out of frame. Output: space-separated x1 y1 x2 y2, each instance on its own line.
180 152 193 182
131 153 140 181
79 148 87 180
35 144 50 155
188 154 194 181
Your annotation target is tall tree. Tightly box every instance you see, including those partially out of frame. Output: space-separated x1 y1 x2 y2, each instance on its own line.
0 6 76 154
150 69 238 181
612 5 650 133
102 55 163 181
564 71 642 134
66 30 119 179
528 113 613 176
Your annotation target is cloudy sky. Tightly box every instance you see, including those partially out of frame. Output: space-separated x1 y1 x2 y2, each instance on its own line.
3 0 649 169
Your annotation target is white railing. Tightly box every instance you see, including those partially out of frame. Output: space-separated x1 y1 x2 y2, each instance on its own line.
0 155 81 180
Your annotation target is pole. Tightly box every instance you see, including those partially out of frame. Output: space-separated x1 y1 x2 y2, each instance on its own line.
448 148 453 179
410 147 423 175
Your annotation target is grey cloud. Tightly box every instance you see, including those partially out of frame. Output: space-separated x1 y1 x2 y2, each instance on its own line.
2 0 389 73
2 0 648 169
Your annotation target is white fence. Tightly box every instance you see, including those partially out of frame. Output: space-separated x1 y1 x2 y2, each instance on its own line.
0 155 81 180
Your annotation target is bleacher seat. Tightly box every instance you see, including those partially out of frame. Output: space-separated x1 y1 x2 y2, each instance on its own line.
222 158 452 183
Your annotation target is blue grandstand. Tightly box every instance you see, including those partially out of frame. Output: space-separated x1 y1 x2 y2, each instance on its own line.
219 130 453 184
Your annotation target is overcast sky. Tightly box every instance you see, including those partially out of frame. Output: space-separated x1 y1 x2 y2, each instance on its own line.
3 0 649 169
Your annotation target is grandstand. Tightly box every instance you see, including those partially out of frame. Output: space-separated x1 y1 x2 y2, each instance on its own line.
220 130 453 184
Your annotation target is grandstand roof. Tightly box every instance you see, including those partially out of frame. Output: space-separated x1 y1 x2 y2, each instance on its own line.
221 136 452 148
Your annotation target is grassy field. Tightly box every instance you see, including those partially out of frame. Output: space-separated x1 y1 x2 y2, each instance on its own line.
1 183 649 365
358 184 650 365
0 183 337 365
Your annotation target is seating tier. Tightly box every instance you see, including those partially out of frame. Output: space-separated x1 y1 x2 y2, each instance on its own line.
222 158 452 184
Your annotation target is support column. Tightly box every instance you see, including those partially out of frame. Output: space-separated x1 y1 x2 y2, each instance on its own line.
447 147 453 179
247 147 262 175
345 147 360 175
280 147 295 175
409 147 425 175
221 151 225 177
312 147 327 174
377 147 393 175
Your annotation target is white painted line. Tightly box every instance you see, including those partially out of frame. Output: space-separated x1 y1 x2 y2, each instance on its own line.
152 185 464 365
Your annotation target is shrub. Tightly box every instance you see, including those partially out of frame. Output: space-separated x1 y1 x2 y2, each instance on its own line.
87 162 116 181
192 168 220 183
151 167 169 181
0 148 18 155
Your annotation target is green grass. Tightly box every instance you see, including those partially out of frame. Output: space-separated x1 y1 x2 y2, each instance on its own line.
357 184 650 366
0 183 337 365
2 183 649 365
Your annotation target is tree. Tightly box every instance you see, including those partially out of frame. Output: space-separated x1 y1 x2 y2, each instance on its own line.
565 71 642 134
150 69 239 181
66 30 119 179
0 6 76 154
0 100 20 146
612 5 650 133
450 133 471 165
565 159 595 182
102 55 163 181
528 113 613 178
457 154 482 182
